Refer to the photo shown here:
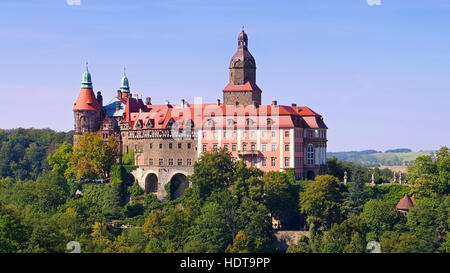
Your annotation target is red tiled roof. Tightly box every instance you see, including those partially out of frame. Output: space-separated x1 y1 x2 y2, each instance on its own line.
396 194 415 210
223 81 262 93
73 88 101 111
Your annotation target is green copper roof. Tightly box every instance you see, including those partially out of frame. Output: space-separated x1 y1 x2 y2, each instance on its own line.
120 75 130 93
81 66 93 89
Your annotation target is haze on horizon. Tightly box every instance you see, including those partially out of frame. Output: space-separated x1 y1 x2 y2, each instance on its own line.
0 0 449 152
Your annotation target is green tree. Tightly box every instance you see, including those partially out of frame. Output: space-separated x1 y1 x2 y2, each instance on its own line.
226 230 251 253
67 133 119 180
286 236 312 253
346 165 368 216
300 175 346 229
189 149 235 199
360 199 397 241
188 202 231 252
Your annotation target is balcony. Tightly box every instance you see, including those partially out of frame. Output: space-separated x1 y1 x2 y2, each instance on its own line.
237 150 259 157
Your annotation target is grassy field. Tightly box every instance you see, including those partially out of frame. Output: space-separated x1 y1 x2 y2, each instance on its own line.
372 151 434 163
376 165 408 173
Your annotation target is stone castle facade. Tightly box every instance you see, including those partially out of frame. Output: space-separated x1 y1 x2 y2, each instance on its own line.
73 29 328 200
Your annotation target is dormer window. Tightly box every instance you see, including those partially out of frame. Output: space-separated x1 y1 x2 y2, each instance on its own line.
207 119 215 126
227 119 234 126
246 118 254 126
266 118 274 126
146 119 154 129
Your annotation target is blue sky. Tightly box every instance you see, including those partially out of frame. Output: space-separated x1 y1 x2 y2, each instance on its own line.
0 0 449 152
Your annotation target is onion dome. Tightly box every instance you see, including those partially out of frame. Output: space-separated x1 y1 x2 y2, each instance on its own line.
81 64 93 89
73 65 101 111
120 67 130 93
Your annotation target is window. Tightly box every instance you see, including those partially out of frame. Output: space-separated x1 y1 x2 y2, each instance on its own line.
307 144 314 165
251 131 256 139
262 157 266 166
187 158 192 166
251 144 255 151
213 131 217 139
266 118 273 125
224 131 228 139
178 143 182 149
285 131 289 137
271 157 276 166
242 144 247 151
308 130 313 138
242 131 247 138
285 157 289 167
159 143 163 149
178 158 183 166
149 158 153 166
168 158 174 166
232 131 236 138
213 144 218 151
158 158 163 166
149 143 153 149
271 144 276 152
262 131 267 138
202 145 207 152
262 144 267 152
271 131 276 138
169 143 173 149
251 157 256 166
285 144 289 152
203 132 207 138
227 119 234 126
232 144 236 152
187 143 192 149
224 144 228 151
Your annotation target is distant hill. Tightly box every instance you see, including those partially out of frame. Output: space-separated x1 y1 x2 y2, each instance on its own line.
327 149 436 167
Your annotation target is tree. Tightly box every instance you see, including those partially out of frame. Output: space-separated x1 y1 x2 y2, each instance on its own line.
360 199 397 241
286 236 311 253
0 202 30 253
66 133 119 180
300 175 346 229
188 202 231 252
48 142 73 178
346 165 368 216
236 197 274 253
262 171 298 226
407 197 447 253
189 149 235 199
320 215 367 253
226 230 250 253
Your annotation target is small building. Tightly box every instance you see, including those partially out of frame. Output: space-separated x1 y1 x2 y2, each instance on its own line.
396 194 416 216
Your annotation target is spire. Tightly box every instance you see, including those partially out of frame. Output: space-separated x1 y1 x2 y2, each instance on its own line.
81 62 93 89
238 27 248 47
120 66 130 93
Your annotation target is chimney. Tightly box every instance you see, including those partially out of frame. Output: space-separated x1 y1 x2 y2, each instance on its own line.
291 103 297 107
165 100 170 106
272 100 277 106
216 99 221 106
96 91 103 106
117 90 122 99
145 97 152 105
181 99 185 108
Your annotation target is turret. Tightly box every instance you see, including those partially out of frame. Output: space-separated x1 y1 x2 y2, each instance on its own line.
73 63 101 146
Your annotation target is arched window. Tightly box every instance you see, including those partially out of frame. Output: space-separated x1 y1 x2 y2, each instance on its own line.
307 144 314 165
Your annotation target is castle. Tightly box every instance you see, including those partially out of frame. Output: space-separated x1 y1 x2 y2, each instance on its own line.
73 29 328 200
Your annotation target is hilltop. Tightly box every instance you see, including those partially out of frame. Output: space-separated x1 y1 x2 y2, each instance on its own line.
327 149 436 167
